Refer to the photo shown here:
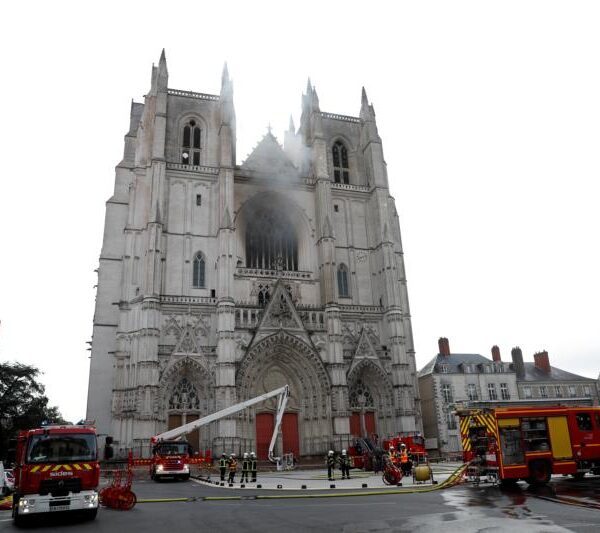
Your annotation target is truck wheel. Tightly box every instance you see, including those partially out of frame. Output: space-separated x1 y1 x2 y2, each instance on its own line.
13 503 26 528
499 478 518 489
181 473 190 481
571 472 585 481
528 461 551 486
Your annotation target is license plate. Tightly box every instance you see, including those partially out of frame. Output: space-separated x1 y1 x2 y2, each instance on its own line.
49 505 71 512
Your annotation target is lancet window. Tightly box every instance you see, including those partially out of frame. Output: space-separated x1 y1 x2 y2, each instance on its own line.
337 264 349 297
245 209 298 271
332 141 349 184
181 119 201 166
193 252 206 288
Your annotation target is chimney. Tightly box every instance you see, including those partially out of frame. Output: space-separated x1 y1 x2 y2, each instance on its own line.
534 351 551 374
438 337 450 357
511 347 525 379
491 345 501 362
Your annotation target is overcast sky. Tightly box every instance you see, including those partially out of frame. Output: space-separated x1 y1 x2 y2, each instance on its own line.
0 1 599 423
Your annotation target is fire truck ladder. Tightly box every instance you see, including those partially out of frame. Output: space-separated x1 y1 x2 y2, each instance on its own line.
153 385 290 463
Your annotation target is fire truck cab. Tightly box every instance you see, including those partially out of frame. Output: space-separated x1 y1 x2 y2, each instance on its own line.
12 424 100 525
150 440 193 481
458 406 600 485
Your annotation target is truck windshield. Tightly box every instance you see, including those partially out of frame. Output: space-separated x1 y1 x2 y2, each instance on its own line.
155 442 189 456
26 434 97 464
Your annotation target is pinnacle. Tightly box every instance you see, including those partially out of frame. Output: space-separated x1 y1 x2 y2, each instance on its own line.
288 115 295 133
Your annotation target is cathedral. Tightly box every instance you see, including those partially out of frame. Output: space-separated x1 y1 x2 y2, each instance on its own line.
86 51 421 458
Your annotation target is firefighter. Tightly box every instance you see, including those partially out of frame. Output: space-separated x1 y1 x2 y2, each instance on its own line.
219 453 228 481
250 452 257 482
399 443 412 476
388 445 398 466
340 449 351 480
240 452 250 483
326 450 336 481
227 453 237 483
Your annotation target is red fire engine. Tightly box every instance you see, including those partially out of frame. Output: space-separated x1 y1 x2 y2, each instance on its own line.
383 433 428 465
139 385 289 481
458 406 600 485
11 424 100 526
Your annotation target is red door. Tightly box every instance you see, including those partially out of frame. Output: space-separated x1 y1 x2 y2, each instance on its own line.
256 413 274 460
282 413 300 457
350 413 361 436
365 412 376 436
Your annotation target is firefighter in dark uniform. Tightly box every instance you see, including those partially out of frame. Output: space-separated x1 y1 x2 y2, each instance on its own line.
227 453 237 484
340 449 351 479
250 452 257 482
327 450 336 481
219 453 228 481
240 452 250 483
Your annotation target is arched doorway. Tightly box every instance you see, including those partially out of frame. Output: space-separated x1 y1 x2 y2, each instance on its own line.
348 361 394 441
160 357 214 452
237 331 331 457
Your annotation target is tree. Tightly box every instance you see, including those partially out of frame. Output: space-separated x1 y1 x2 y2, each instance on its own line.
0 362 68 460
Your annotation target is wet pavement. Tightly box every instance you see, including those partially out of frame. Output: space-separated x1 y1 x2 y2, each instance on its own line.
1 474 599 532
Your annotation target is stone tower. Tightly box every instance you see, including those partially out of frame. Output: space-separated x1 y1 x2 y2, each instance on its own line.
86 51 421 457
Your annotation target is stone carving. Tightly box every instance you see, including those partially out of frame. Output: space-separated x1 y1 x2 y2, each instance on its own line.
169 377 200 410
162 313 211 354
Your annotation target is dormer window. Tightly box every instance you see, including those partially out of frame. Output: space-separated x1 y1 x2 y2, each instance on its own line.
181 119 201 166
332 141 349 184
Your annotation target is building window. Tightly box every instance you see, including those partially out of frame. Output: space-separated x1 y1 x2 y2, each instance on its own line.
181 119 201 166
192 253 205 288
334 204 339 212
568 385 577 398
438 364 450 374
337 264 349 297
500 383 510 400
447 412 457 430
332 141 349 184
584 385 592 397
257 285 270 307
487 383 497 401
540 386 547 398
196 194 202 206
245 208 298 271
523 386 532 399
554 385 562 398
467 383 478 401
441 384 453 403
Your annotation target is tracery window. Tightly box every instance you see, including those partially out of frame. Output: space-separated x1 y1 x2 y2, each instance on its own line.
169 378 200 410
193 252 205 288
257 285 270 307
245 209 298 271
337 264 349 297
349 379 374 408
181 119 201 166
332 141 349 184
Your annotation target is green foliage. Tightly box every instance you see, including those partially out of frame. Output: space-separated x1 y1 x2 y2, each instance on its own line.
0 362 68 460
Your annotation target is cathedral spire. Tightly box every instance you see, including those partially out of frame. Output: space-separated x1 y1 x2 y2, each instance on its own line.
156 49 168 91
288 115 295 134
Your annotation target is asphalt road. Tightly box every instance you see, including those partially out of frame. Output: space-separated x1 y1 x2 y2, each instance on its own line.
2 477 600 532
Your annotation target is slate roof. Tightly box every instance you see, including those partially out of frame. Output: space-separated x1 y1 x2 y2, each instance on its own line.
418 353 491 377
520 362 596 383
418 353 596 383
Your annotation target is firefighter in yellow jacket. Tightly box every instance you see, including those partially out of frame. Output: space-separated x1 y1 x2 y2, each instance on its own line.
227 453 237 484
218 453 227 481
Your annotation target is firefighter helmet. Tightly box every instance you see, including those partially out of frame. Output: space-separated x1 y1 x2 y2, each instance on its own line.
328 450 334 456
250 452 256 457
342 449 347 455
244 452 249 458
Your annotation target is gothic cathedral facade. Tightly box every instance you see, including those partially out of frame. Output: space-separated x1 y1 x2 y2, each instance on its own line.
86 51 421 457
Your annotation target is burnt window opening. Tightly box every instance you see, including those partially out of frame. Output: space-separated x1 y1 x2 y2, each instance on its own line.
192 252 205 288
181 119 201 165
332 141 349 184
196 194 202 206
245 209 298 271
337 263 349 297
334 204 339 212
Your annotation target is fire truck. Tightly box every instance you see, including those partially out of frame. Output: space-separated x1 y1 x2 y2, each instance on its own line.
457 406 600 485
147 385 289 481
11 423 100 525
383 433 428 465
